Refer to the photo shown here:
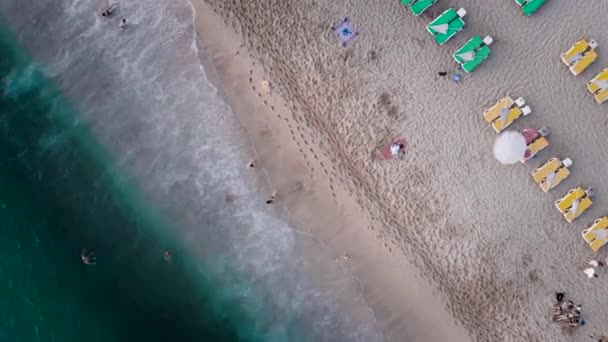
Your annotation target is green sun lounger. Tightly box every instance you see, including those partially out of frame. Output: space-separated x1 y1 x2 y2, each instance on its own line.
426 8 467 45
453 35 494 73
515 0 547 16
402 0 437 16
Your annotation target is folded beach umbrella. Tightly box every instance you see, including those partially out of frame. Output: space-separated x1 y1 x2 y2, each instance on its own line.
593 79 608 90
545 171 557 189
566 53 583 64
430 24 449 34
570 199 580 217
595 228 608 241
499 107 510 128
493 130 527 164
456 51 476 62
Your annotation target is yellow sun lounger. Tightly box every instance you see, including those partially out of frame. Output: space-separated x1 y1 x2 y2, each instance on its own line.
564 197 592 223
594 90 608 104
491 105 532 133
555 187 587 213
587 68 608 104
532 158 572 192
522 136 549 161
582 217 608 252
532 158 560 183
483 97 526 122
561 39 599 76
556 187 594 222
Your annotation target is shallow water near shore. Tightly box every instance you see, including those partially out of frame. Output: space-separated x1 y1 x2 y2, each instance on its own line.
0 0 383 341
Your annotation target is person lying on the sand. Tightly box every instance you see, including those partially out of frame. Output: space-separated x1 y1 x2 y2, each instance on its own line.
390 143 405 157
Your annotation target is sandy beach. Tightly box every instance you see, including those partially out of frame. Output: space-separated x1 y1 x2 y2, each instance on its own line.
194 0 608 340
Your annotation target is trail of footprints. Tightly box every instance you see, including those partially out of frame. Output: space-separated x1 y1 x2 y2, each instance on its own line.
213 2 390 246
245 61 339 200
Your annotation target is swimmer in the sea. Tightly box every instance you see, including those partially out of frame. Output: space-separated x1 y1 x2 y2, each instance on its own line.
81 248 96 266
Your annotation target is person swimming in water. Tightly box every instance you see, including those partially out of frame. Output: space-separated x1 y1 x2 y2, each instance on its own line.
101 3 118 17
81 248 96 266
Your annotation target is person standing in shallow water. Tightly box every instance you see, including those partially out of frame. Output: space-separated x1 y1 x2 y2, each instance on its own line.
119 19 128 31
163 251 172 263
266 190 277 204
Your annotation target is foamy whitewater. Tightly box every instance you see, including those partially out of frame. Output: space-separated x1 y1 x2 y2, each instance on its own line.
0 0 383 340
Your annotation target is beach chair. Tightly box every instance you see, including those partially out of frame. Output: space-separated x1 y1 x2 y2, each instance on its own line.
402 0 437 16
483 97 526 122
453 36 493 73
427 8 466 45
515 0 548 16
555 186 594 223
582 217 608 252
561 39 599 76
521 127 549 163
532 157 572 192
490 103 532 133
587 68 608 104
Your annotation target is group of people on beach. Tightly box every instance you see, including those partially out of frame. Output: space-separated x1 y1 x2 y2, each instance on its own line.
551 292 585 328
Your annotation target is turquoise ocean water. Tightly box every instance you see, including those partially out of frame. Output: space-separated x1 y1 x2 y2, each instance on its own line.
0 24 261 341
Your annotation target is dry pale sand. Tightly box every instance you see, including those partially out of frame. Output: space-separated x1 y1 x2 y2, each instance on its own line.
194 0 608 340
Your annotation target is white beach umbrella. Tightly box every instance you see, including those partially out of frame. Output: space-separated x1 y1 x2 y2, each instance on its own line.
493 131 527 164
430 24 449 34
457 51 476 62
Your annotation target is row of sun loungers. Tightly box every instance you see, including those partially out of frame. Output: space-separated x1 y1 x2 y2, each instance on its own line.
401 2 493 73
403 0 547 17
559 40 608 251
560 38 608 104
482 94 607 250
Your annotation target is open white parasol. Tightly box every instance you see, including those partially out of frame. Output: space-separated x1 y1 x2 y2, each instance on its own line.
493 131 527 164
